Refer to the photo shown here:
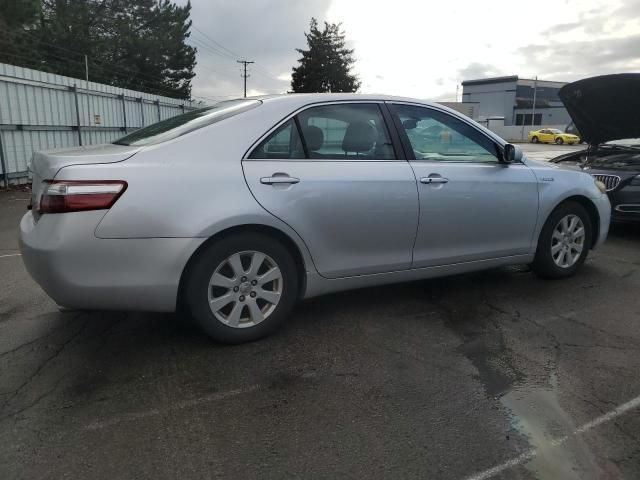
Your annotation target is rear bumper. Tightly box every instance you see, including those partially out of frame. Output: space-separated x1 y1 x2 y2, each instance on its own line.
19 211 204 312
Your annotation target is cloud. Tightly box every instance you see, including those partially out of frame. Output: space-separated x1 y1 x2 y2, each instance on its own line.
458 63 505 81
542 22 582 37
517 34 640 80
176 0 640 101
175 0 332 100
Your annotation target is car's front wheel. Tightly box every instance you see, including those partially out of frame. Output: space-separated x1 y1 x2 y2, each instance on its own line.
532 202 592 278
555 137 564 145
185 233 298 343
531 136 539 143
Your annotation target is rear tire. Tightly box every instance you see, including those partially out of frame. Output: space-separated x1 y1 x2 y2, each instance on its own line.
555 137 564 145
531 136 539 144
532 202 592 279
185 233 298 344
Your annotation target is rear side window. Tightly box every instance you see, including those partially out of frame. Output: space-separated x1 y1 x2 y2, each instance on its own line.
114 99 261 146
297 104 396 160
248 103 397 160
249 119 305 159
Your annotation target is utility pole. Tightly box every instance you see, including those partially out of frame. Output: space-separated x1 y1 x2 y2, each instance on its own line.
237 60 254 98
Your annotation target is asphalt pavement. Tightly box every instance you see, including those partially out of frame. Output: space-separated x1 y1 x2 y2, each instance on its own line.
519 142 584 162
1 167 640 479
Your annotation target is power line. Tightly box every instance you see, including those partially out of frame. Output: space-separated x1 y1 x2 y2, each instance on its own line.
0 44 218 103
189 38 243 80
192 26 241 60
0 33 224 102
190 27 281 83
5 15 283 99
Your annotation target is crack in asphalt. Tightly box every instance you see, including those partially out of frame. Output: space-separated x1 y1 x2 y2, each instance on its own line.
0 314 87 421
559 313 639 344
561 342 640 351
0 319 71 357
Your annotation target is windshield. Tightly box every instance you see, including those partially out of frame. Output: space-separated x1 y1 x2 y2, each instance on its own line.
114 99 261 146
604 138 640 147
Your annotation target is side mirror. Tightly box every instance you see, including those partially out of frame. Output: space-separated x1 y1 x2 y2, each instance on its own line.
502 143 522 164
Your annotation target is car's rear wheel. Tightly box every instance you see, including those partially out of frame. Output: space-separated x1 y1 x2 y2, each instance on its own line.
185 233 298 343
532 202 592 278
531 136 539 143
555 137 564 145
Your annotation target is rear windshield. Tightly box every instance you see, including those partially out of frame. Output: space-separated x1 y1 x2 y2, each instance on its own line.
114 99 261 146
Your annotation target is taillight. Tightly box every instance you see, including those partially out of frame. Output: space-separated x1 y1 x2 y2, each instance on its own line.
39 180 128 214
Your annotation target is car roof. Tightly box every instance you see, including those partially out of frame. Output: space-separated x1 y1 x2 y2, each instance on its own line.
247 93 438 108
234 93 507 149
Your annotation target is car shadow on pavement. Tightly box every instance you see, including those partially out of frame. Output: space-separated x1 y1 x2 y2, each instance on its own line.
608 221 640 240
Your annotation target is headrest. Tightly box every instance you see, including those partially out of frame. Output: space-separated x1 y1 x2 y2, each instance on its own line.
303 126 324 152
342 121 377 153
402 118 417 130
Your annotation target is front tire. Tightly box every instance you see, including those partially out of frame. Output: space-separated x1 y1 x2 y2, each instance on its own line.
531 136 539 144
185 233 298 344
555 137 564 145
532 202 592 279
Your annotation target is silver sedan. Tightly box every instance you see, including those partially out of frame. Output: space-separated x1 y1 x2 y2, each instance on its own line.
20 94 611 343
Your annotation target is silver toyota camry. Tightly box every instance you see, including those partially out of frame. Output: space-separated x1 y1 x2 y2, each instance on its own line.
20 94 611 343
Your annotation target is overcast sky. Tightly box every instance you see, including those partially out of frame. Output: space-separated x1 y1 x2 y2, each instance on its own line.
177 0 640 103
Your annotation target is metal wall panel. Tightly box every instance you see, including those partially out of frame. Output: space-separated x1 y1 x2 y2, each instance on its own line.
0 62 204 185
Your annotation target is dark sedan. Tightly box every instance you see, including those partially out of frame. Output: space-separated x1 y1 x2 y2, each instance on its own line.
551 74 640 223
552 139 640 222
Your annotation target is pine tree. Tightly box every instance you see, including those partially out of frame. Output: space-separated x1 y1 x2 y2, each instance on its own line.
0 0 197 100
291 18 360 93
97 0 196 99
0 0 42 68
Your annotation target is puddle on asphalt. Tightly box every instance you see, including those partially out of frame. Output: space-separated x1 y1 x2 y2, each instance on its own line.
501 373 600 479
431 275 602 479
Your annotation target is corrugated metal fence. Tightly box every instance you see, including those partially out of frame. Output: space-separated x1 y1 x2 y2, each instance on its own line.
0 62 203 186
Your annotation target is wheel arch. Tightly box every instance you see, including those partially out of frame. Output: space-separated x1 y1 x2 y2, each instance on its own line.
548 195 600 248
177 224 309 310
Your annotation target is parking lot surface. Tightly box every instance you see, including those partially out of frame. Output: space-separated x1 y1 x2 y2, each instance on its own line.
519 142 584 162
1 179 639 479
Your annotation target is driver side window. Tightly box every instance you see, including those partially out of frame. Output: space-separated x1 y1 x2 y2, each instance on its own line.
392 104 499 162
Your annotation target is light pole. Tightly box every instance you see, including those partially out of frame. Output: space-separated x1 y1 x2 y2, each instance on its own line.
530 75 538 128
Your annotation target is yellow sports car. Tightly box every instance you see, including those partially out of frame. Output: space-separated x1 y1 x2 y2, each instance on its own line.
528 128 580 145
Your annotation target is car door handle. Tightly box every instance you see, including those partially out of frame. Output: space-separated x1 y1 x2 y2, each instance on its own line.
420 177 449 184
260 176 300 185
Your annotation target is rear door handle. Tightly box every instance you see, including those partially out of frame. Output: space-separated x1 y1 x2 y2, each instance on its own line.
260 176 300 185
420 177 449 184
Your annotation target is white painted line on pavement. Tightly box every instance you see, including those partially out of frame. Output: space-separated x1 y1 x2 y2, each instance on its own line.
462 393 640 480
84 383 262 431
0 253 21 259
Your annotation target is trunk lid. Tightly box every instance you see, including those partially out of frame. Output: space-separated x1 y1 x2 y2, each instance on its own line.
30 143 141 221
559 73 640 145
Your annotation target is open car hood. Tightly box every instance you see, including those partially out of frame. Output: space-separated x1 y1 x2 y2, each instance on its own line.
558 73 640 145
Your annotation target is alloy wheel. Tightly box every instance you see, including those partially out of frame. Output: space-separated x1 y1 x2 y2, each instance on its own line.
551 214 585 268
208 250 283 328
